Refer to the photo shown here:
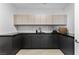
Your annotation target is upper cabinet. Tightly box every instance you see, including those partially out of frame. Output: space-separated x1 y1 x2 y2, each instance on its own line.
53 15 67 25
40 15 47 24
46 15 53 25
34 15 41 24
14 15 67 25
14 15 34 25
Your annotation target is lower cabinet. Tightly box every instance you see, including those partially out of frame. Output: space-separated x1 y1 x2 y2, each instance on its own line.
22 34 40 48
22 34 59 49
22 35 32 48
0 34 23 55
0 37 13 55
41 34 58 48
41 35 49 48
31 35 41 48
0 33 74 55
22 33 74 55
59 35 74 55
67 37 74 54
12 34 23 54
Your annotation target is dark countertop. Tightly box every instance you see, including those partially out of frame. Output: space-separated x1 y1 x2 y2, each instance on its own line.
0 32 19 37
57 32 74 38
0 32 74 38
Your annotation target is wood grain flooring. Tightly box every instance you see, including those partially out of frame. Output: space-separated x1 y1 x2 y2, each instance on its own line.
16 49 64 55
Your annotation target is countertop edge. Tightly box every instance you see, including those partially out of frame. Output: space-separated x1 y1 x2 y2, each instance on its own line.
0 33 74 38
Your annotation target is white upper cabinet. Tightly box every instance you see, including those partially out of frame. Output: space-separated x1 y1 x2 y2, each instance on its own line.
53 15 67 25
34 15 41 24
40 15 47 24
14 15 67 25
14 15 23 24
22 15 30 24
14 15 35 25
46 15 53 25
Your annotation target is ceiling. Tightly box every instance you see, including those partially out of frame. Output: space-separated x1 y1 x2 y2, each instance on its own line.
13 3 70 10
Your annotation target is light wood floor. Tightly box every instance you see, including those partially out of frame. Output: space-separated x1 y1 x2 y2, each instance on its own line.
16 49 64 55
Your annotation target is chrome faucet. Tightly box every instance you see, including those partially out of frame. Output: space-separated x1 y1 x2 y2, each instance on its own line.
39 27 42 33
36 27 42 34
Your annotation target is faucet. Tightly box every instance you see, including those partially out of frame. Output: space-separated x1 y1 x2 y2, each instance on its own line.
39 27 42 33
36 27 42 34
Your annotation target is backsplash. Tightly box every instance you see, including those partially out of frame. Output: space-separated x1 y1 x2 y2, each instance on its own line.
15 25 66 33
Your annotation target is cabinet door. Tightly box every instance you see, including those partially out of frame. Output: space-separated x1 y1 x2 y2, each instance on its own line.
41 35 49 48
40 15 46 24
22 15 35 24
46 15 53 25
22 35 32 48
41 34 58 48
50 34 58 48
67 37 74 55
29 15 35 24
59 35 74 55
0 37 12 54
63 36 74 55
31 35 41 48
53 15 67 25
14 15 23 24
22 15 29 24
59 35 65 51
12 34 22 50
14 15 35 25
34 15 41 24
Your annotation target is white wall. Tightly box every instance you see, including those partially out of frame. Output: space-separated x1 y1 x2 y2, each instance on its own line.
64 4 74 34
15 25 55 33
15 8 66 15
15 25 64 33
0 3 17 34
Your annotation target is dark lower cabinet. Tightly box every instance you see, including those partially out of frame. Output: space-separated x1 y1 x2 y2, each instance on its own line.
67 37 74 54
59 35 74 55
22 34 42 49
50 34 59 48
41 34 58 48
22 35 32 48
0 34 23 55
31 35 41 48
0 37 13 55
22 34 59 49
0 33 74 55
41 35 49 48
12 34 23 54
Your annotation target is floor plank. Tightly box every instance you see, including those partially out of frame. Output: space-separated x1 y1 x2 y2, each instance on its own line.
16 49 64 55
